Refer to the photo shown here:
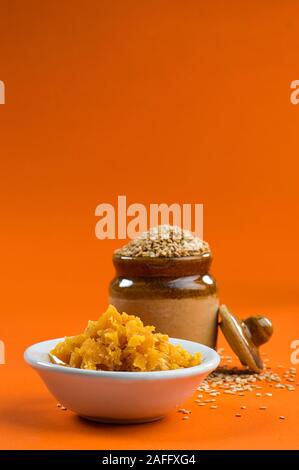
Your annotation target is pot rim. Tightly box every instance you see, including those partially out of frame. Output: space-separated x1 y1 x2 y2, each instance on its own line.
112 252 212 277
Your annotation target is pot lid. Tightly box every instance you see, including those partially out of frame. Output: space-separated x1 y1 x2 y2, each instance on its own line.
219 305 273 373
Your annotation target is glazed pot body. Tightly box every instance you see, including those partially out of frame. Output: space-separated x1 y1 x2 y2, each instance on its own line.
109 253 219 349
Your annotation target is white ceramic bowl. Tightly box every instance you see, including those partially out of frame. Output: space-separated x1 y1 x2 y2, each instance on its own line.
24 338 220 424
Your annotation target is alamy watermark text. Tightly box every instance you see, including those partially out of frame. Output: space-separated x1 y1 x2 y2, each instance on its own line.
95 196 203 240
0 80 5 104
290 80 299 105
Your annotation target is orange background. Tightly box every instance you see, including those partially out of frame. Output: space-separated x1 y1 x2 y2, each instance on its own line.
0 0 299 449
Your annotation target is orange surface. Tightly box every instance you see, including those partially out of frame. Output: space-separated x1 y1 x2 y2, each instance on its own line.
1 307 299 450
0 0 299 450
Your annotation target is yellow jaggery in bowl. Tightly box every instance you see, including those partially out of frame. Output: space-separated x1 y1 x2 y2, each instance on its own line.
50 305 201 372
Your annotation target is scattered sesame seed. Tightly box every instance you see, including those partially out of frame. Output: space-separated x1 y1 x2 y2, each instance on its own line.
277 384 285 389
56 403 62 408
279 416 285 420
178 408 191 415
182 416 189 420
190 364 292 423
60 406 67 411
